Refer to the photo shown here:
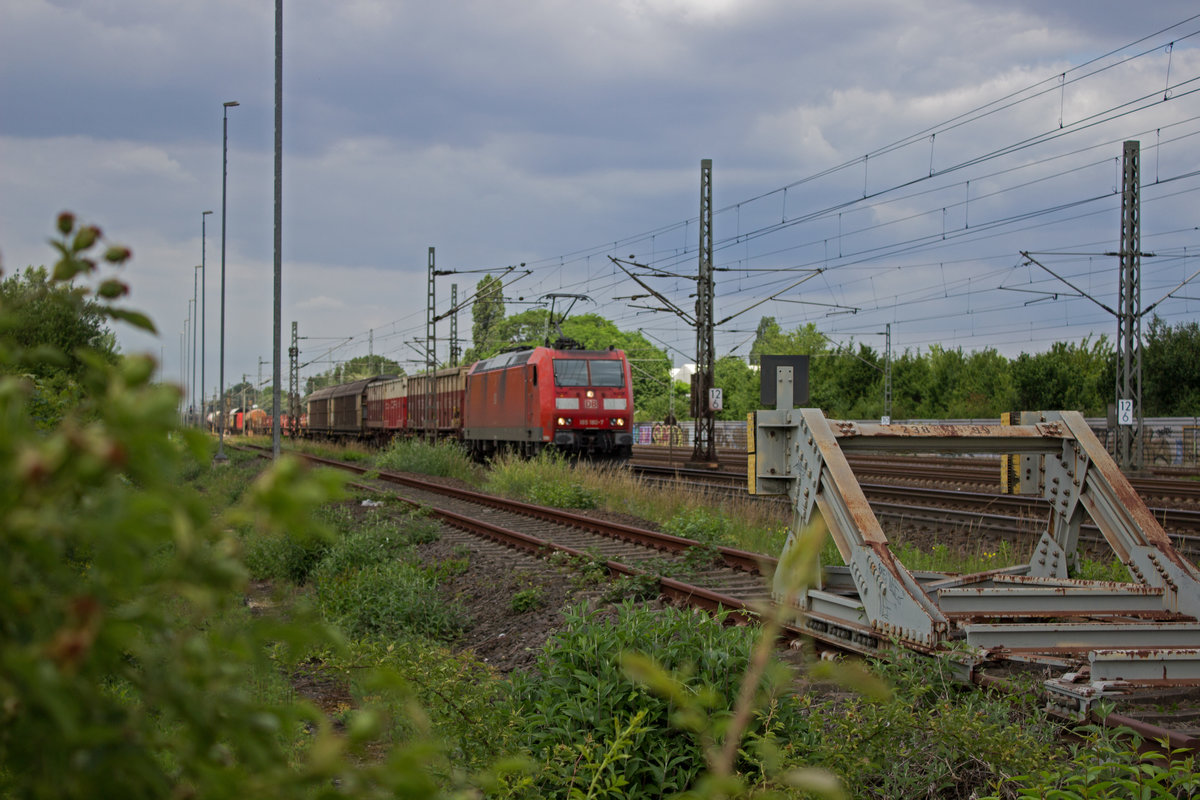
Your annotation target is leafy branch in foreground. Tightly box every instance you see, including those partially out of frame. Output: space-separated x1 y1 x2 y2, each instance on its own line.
0 214 463 799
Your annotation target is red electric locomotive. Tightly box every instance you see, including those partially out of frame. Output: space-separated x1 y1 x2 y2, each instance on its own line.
462 345 633 459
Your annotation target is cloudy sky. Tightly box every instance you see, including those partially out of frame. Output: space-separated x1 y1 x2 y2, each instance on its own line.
3 1 1200 407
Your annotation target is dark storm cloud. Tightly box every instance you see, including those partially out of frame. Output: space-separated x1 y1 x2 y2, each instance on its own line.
2 0 1198 385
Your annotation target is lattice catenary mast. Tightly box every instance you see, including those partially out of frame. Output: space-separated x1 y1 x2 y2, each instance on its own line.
691 158 716 464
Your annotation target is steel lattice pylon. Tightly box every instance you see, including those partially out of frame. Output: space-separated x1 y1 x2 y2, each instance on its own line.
1116 140 1143 471
691 158 716 464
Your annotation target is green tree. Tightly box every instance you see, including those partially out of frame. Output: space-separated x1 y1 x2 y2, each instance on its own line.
750 319 829 361
466 274 505 362
635 376 689 423
889 349 930 419
0 265 119 376
485 307 551 353
748 316 782 366
1011 336 1112 415
958 348 1016 418
0 264 121 426
305 354 403 394
814 343 883 417
1143 316 1200 415
712 355 758 420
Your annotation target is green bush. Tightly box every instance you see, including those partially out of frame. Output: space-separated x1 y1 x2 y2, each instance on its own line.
986 713 1200 798
376 438 480 483
401 507 442 544
784 651 1060 799
242 528 331 584
487 451 599 509
508 603 798 798
311 506 415 578
324 638 521 777
315 560 468 642
662 506 735 546
0 214 470 798
510 587 545 613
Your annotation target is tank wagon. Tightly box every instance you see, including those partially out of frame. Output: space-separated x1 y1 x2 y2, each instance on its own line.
299 345 634 459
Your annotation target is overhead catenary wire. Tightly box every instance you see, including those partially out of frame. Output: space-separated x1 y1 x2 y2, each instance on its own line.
302 16 1200 377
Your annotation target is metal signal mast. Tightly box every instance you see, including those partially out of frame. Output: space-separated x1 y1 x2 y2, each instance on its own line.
287 321 299 437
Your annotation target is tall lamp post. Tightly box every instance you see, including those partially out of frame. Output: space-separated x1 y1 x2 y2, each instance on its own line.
185 299 194 423
191 266 201 424
201 210 212 426
215 100 239 463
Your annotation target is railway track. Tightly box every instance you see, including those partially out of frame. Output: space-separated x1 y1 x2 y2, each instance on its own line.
631 448 1200 551
240 444 1200 751
631 462 1200 560
633 445 1200 503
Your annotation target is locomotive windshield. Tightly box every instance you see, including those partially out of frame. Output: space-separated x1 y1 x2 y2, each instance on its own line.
553 359 624 388
588 360 624 387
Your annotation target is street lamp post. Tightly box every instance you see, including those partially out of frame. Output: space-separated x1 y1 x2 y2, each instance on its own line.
185 299 194 423
191 269 200 423
215 100 239 463
201 210 212 426
180 329 186 422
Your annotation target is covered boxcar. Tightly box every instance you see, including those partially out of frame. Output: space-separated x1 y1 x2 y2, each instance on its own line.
407 366 468 439
305 377 380 438
463 346 633 459
365 376 408 442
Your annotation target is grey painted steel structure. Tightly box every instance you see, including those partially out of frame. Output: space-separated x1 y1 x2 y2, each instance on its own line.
692 158 716 463
753 373 1200 716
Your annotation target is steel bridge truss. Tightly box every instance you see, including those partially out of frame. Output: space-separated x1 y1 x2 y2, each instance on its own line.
752 400 1200 717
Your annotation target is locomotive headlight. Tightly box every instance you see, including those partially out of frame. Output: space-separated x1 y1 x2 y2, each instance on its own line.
557 417 566 426
586 390 594 398
616 418 625 427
